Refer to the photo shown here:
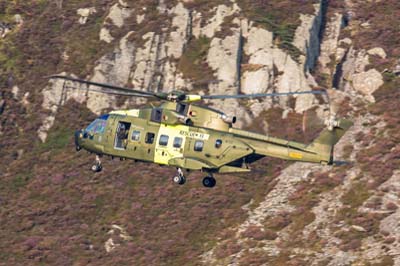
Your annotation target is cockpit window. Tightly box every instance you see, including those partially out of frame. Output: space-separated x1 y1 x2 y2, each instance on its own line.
86 115 109 134
176 103 187 114
151 108 163 122
98 114 109 120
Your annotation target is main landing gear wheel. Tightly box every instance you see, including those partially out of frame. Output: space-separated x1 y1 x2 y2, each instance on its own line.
202 176 216 188
173 168 186 185
173 175 186 185
91 155 102 173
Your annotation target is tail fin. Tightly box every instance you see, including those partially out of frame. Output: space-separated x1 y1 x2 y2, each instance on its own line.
313 119 353 147
307 119 353 164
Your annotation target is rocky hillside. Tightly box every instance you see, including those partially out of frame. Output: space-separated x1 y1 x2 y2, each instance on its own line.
0 0 399 265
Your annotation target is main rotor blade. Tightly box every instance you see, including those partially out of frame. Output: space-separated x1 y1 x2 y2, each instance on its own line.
83 88 155 97
48 75 157 98
202 90 327 100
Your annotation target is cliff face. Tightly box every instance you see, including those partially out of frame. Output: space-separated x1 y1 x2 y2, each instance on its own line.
1 0 399 265
37 0 329 140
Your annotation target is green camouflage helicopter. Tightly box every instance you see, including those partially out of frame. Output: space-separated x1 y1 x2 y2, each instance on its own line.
49 75 352 188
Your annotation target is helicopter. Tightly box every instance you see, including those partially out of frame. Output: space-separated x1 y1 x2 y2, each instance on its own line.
48 75 353 188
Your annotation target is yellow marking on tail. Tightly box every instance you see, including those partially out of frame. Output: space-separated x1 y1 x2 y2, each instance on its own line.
289 152 303 159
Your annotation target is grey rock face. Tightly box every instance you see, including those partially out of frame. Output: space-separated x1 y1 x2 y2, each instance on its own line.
40 0 329 135
0 22 12 38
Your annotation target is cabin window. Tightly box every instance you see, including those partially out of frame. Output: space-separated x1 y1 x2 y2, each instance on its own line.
145 132 155 144
215 139 223 148
159 135 169 146
194 140 204 152
131 130 141 141
173 137 183 148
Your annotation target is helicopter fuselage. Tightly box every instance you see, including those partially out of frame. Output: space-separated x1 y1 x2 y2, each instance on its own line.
48 75 353 187
75 102 350 174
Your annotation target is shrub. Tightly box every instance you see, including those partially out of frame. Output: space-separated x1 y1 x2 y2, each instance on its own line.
242 226 278 241
214 240 242 259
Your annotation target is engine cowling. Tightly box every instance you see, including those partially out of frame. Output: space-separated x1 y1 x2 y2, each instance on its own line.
161 109 191 125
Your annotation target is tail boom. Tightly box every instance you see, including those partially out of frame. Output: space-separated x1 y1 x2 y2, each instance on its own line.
239 119 353 165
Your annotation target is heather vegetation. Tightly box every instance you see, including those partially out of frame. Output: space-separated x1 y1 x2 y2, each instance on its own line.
183 0 230 14
177 36 214 86
351 0 400 66
0 91 285 265
0 113 276 265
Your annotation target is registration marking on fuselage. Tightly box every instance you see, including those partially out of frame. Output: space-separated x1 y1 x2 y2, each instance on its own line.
179 130 209 140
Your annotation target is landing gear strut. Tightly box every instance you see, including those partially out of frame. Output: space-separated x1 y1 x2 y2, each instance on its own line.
202 175 216 188
91 155 102 172
173 168 186 185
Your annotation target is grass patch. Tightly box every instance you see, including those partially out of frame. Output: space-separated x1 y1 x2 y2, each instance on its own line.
177 36 214 86
333 181 387 251
183 0 230 11
341 182 371 209
9 172 33 192
0 34 22 76
370 256 395 266
279 171 347 248
255 14 302 61
38 126 72 152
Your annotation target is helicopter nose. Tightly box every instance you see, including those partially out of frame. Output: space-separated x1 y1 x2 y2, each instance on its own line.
74 130 82 151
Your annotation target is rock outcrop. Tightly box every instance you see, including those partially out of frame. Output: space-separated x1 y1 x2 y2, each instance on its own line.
241 27 274 95
195 4 241 38
39 73 87 142
318 13 344 74
88 31 136 113
166 3 192 59
100 2 133 43
352 69 384 102
316 3 384 103
367 47 387 59
334 47 384 102
293 3 324 72
206 27 242 119
130 1 193 92
0 22 12 38
77 7 97 25
39 31 137 141
39 0 330 139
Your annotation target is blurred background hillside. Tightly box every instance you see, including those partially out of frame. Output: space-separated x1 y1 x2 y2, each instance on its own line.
0 0 399 265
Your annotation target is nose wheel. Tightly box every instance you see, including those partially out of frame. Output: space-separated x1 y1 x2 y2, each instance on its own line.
91 155 102 173
173 168 186 185
202 175 216 188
